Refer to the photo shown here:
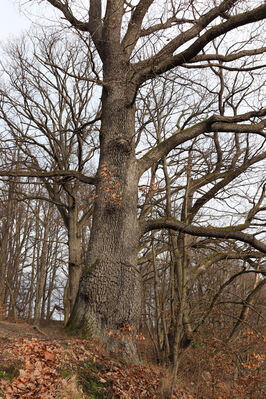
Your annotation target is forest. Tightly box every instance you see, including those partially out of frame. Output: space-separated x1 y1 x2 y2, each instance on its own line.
0 1 265 398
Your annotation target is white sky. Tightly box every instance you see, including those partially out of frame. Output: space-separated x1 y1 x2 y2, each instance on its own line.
0 0 31 42
0 0 59 45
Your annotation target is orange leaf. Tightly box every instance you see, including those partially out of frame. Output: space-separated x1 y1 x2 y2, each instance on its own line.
44 350 55 361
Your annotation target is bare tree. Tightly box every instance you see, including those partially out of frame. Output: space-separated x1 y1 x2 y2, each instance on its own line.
0 32 99 319
134 78 265 380
8 0 266 363
0 150 67 323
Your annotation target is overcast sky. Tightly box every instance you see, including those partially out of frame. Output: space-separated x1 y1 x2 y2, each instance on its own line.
0 1 59 44
0 1 30 42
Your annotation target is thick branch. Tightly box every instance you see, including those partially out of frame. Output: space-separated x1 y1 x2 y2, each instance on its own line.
211 120 266 137
88 0 103 44
188 47 266 64
0 170 96 185
122 0 154 57
135 3 266 83
46 1 90 30
190 153 266 218
137 110 266 177
182 63 266 73
142 218 266 253
46 0 103 57
139 17 194 38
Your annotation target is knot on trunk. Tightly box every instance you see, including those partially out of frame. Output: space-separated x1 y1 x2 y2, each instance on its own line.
111 137 132 153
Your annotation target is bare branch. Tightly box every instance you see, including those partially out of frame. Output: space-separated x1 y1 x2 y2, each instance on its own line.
187 46 266 64
139 17 194 38
138 109 266 178
142 218 266 253
122 0 154 57
228 279 266 340
0 170 96 185
45 0 103 57
34 56 104 86
45 0 90 31
134 2 266 83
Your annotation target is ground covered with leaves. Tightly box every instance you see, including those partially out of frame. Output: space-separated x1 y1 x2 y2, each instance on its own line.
0 321 193 398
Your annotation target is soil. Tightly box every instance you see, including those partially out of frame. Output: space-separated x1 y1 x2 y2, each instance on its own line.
0 319 68 340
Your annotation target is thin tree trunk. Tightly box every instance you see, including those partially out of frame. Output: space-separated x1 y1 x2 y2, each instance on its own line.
34 206 51 323
67 206 82 319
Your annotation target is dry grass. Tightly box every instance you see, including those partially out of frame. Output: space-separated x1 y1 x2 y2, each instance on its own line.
55 375 85 399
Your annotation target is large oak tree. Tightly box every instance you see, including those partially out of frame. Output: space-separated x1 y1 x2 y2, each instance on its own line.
16 0 266 361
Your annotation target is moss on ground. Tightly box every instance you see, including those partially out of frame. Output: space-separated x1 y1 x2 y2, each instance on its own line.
59 356 112 398
0 364 20 381
58 368 76 379
76 358 111 399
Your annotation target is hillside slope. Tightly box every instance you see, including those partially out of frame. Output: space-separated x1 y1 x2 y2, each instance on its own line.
0 320 193 399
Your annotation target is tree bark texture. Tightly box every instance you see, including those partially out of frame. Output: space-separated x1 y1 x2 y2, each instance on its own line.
68 61 142 362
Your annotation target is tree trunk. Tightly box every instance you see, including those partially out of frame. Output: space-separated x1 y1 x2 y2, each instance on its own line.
66 206 82 321
0 221 8 309
67 69 142 363
34 205 50 323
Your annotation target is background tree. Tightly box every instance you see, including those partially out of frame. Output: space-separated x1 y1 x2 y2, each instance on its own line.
136 72 266 367
0 149 68 322
0 32 99 320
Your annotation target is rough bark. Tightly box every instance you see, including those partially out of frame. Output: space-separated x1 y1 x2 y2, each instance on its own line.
67 39 142 361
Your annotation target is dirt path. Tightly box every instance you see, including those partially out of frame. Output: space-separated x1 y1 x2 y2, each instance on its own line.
0 320 67 340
